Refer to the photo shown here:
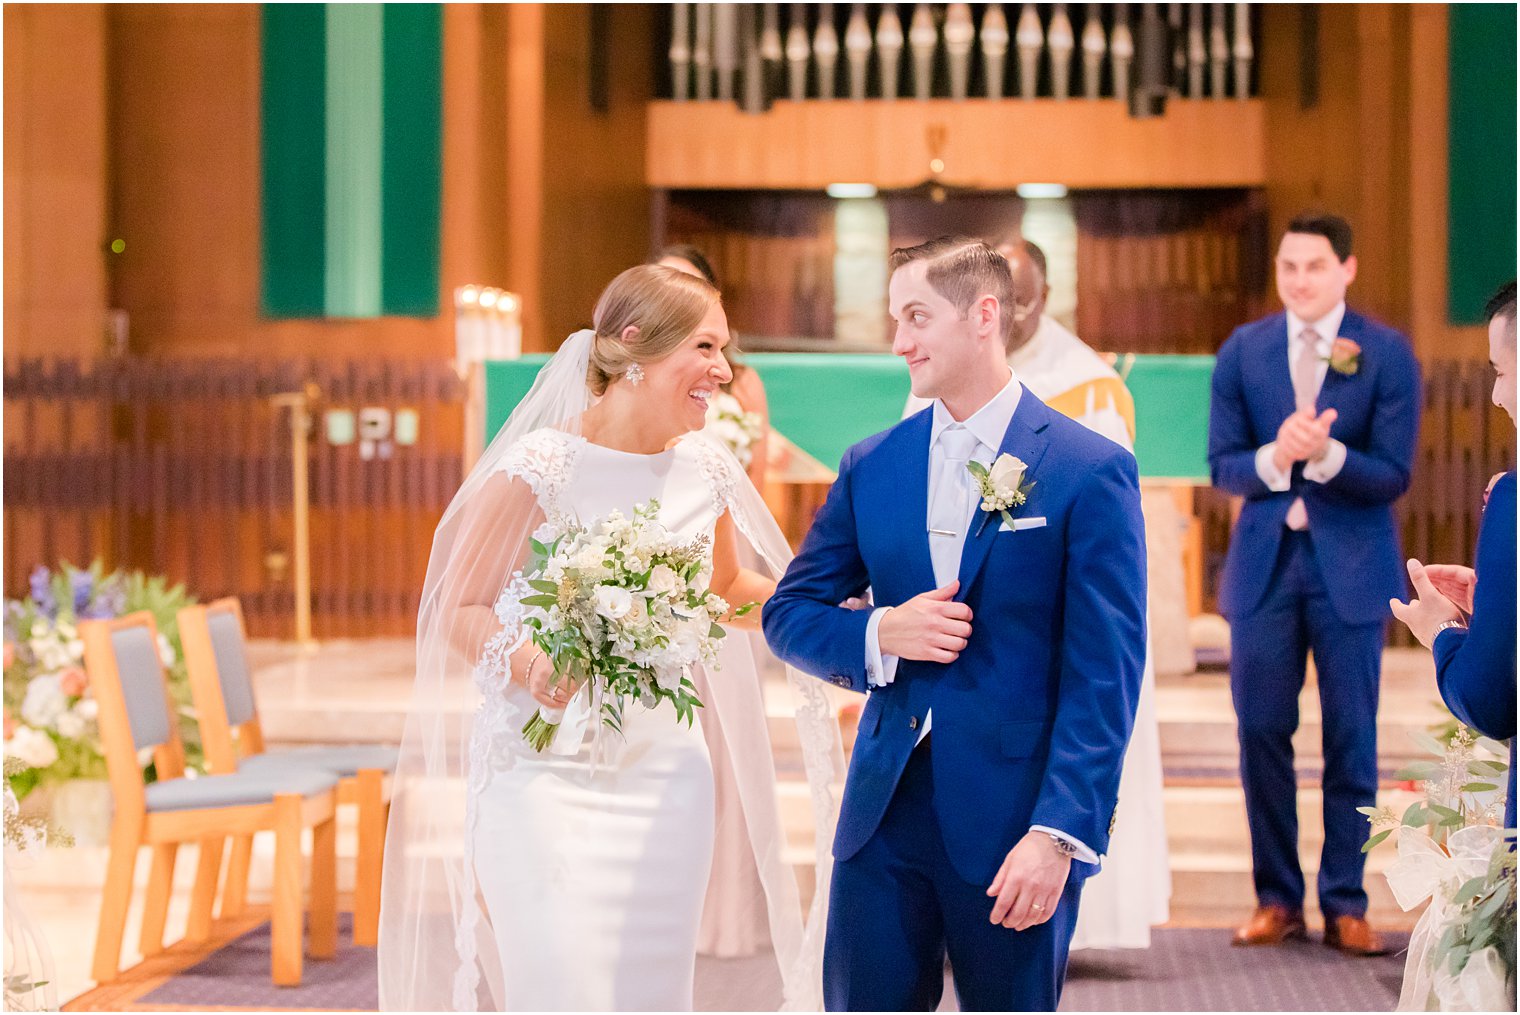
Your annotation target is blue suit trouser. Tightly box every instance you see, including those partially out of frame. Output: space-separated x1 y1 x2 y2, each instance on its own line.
1230 530 1383 918
823 736 1083 1012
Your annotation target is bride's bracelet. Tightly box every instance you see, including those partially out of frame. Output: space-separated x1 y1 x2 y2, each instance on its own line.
522 649 545 685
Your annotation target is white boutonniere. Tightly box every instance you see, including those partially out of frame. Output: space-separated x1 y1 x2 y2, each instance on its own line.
967 453 1036 536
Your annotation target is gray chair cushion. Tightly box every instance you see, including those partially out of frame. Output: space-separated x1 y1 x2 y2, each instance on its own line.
242 745 398 778
111 626 172 750
144 767 338 812
206 611 258 727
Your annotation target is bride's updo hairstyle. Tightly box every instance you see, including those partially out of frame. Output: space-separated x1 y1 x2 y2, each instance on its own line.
587 264 720 396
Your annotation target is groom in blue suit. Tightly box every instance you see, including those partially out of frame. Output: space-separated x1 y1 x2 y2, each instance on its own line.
1208 213 1421 955
764 238 1146 1011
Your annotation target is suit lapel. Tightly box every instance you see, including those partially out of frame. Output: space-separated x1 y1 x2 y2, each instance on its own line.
1315 308 1362 413
882 409 937 594
1261 312 1298 422
954 385 1052 601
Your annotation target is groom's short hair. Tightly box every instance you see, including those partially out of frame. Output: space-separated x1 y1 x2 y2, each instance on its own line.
889 237 1016 343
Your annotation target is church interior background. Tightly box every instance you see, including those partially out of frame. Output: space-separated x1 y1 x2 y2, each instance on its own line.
4 3 1515 1010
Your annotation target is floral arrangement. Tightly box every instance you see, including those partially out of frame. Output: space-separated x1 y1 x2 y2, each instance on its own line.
4 757 64 1012
496 500 750 752
705 391 764 469
969 453 1036 536
1362 725 1514 1011
3 562 200 799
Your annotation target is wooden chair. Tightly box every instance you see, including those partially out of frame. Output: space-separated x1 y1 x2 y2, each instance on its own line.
82 612 339 986
178 598 396 947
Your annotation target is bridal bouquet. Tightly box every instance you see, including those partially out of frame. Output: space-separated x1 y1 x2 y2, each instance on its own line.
705 391 764 469
1362 724 1515 1011
510 500 749 752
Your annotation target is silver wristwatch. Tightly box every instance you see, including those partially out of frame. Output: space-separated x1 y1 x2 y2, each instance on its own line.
1046 833 1079 858
1433 618 1468 638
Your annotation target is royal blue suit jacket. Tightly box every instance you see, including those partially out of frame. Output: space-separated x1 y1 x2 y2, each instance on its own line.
763 389 1147 886
1433 471 1517 830
1207 309 1422 625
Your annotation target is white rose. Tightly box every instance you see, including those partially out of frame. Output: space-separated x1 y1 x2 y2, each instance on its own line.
20 674 67 729
654 663 685 692
6 725 59 770
647 565 681 598
55 710 85 739
691 566 711 594
672 617 708 661
593 585 633 622
573 544 608 574
987 453 1027 498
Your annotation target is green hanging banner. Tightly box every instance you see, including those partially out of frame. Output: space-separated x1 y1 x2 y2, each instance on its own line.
1448 4 1517 326
261 4 441 319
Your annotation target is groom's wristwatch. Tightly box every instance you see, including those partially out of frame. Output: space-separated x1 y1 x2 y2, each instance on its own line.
1433 619 1468 638
1045 833 1080 858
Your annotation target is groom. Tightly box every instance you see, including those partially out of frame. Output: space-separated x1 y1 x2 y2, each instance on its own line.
764 238 1147 1011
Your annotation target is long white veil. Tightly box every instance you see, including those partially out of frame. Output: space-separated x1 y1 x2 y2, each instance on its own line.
377 330 844 1011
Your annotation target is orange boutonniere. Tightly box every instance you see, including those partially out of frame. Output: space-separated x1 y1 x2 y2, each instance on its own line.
1325 337 1361 376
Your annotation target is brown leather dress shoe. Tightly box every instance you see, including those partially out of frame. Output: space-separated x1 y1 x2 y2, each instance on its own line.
1323 915 1388 956
1232 905 1308 946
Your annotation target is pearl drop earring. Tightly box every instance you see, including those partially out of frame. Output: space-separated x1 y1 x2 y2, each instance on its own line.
625 363 644 386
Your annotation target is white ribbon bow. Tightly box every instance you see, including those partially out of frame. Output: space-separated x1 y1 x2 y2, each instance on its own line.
1387 824 1506 1012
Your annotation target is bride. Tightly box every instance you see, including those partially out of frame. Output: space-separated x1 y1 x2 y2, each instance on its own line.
377 265 842 1011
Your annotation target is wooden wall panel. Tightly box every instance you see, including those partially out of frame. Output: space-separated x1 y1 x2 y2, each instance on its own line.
530 4 655 351
3 5 109 360
1259 4 1414 335
103 5 458 362
1409 6 1490 364
648 99 1268 191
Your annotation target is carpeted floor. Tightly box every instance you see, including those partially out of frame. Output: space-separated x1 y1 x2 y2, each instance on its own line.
122 919 1409 1012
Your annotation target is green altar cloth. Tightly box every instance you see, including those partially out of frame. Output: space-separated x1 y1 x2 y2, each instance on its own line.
484 353 1214 482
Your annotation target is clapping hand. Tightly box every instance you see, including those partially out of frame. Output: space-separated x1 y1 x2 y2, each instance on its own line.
877 581 972 664
1420 564 1476 615
1389 558 1466 649
1272 407 1339 473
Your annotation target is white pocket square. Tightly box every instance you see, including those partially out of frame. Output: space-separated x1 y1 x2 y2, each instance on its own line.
998 516 1047 533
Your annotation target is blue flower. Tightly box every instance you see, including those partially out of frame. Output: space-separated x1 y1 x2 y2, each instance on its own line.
71 569 95 617
28 566 56 620
84 581 125 620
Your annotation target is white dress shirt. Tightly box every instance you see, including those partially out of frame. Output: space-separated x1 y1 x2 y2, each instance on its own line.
1253 304 1350 518
863 370 1096 862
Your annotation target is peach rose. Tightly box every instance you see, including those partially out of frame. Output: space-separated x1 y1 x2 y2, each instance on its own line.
1328 337 1361 376
2 642 12 670
58 666 88 697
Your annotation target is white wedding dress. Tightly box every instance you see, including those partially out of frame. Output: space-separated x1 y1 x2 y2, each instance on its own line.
469 430 725 1011
379 330 841 1013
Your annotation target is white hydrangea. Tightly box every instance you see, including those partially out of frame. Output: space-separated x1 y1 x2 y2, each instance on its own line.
54 709 86 740
5 725 59 770
20 674 68 730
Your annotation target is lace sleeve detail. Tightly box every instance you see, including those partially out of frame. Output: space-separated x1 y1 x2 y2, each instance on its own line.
691 432 792 576
496 427 582 524
690 432 742 521
474 575 533 695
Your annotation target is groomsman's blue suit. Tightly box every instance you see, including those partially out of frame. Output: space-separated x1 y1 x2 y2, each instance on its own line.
764 388 1146 1011
1208 307 1421 920
1432 471 1516 832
